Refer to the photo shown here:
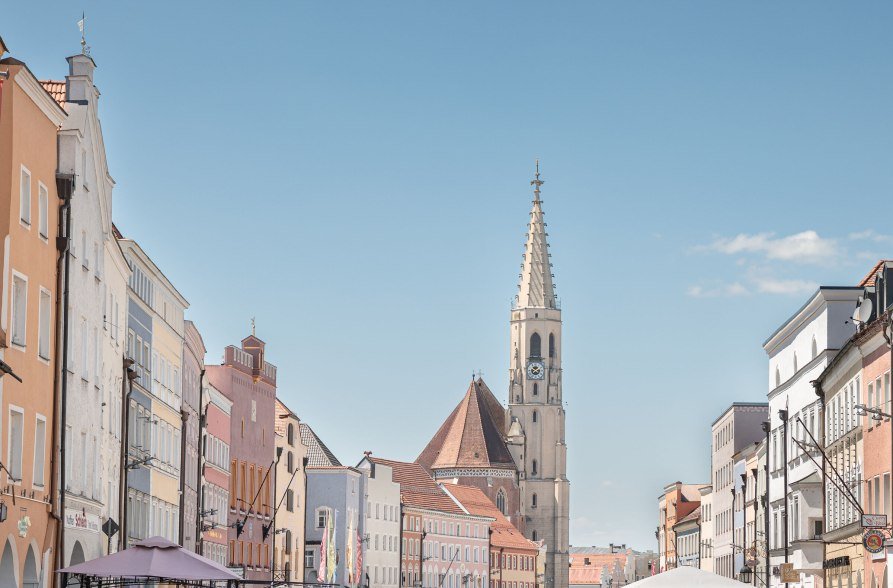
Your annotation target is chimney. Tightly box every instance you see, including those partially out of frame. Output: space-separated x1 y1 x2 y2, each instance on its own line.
65 53 96 103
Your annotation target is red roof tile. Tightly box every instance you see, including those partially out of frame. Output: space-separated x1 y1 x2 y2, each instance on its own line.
417 378 516 471
442 484 538 551
39 80 66 107
859 260 892 288
367 457 464 514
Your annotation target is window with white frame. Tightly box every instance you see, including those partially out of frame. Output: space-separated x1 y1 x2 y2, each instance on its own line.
8 407 24 482
11 273 27 347
20 167 31 225
38 287 51 360
33 415 46 486
38 183 48 239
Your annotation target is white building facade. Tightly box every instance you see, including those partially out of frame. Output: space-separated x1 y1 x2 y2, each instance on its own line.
56 52 131 566
710 403 768 579
763 287 860 588
356 456 401 588
699 485 714 573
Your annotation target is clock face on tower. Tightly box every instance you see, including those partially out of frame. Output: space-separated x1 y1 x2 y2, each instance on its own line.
527 361 545 380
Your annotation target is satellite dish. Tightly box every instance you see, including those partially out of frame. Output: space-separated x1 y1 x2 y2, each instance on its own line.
857 298 873 323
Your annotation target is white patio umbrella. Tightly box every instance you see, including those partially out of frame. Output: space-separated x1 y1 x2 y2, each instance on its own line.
628 566 747 587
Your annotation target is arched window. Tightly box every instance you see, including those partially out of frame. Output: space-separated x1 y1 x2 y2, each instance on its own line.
285 530 292 554
531 493 538 508
812 336 818 359
533 383 538 396
775 367 781 388
530 333 541 358
793 352 798 373
287 451 294 473
549 334 555 358
287 423 295 446
496 489 507 515
531 459 538 476
532 411 538 424
532 530 538 541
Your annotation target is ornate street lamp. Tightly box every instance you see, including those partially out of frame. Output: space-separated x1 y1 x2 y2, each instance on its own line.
738 565 753 584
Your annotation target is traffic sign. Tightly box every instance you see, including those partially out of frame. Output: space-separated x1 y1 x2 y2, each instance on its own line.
101 518 119 538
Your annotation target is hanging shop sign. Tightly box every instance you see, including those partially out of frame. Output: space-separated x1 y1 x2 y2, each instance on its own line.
862 514 888 528
780 563 799 582
864 530 886 554
823 557 851 570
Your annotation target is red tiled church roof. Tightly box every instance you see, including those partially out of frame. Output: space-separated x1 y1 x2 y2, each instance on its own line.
416 378 516 472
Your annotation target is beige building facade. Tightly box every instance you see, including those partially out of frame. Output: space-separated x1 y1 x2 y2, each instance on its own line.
274 398 307 583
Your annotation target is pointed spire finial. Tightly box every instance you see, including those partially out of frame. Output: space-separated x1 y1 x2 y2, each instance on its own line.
251 316 256 336
530 159 544 202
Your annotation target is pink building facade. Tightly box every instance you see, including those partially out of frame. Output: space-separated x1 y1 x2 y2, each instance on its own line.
201 382 232 566
206 333 278 581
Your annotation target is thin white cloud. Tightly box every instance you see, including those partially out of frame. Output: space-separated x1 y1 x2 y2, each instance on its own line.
753 277 817 296
703 230 838 264
687 282 749 298
849 229 893 243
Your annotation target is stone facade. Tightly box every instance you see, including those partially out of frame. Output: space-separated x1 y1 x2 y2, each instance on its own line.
506 167 569 588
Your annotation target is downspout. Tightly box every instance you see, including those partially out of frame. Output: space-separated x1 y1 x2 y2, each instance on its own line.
179 407 188 545
761 421 770 588
53 172 73 573
397 508 404 587
119 366 134 550
750 468 758 587
196 368 205 554
812 382 826 588
779 408 789 587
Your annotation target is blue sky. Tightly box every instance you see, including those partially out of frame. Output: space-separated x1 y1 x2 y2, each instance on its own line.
5 1 893 550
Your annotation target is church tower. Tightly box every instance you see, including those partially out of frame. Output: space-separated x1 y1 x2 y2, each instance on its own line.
506 162 570 588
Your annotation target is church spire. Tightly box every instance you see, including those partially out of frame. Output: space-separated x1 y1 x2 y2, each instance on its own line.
516 160 556 309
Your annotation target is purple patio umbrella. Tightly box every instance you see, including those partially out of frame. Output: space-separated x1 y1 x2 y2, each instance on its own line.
58 536 241 582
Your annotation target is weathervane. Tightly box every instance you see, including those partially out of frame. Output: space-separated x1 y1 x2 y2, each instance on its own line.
530 159 544 201
251 316 256 336
77 12 91 56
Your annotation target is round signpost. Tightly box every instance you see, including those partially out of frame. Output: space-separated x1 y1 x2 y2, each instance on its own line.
864 530 885 554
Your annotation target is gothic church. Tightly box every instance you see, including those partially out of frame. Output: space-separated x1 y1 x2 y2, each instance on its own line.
416 164 570 588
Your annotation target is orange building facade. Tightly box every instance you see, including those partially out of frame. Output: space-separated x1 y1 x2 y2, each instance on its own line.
0 40 67 587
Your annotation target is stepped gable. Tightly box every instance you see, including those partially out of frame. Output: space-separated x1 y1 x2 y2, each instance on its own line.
416 377 516 472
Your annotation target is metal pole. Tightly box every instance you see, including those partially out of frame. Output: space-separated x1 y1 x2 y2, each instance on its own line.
750 468 758 587
779 409 789 587
761 421 770 588
730 486 736 577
